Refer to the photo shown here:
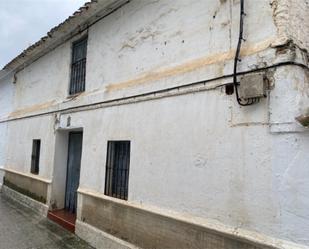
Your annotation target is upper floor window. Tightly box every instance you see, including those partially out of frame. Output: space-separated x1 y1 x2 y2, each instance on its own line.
69 37 87 95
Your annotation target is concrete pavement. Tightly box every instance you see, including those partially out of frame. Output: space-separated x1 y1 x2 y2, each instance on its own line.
0 193 94 249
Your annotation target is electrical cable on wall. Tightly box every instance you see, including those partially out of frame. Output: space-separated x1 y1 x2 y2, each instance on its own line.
233 0 259 106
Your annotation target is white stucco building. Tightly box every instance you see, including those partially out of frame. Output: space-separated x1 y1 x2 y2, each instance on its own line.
0 0 308 248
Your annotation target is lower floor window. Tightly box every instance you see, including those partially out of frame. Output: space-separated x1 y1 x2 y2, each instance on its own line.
104 141 130 200
31 139 41 174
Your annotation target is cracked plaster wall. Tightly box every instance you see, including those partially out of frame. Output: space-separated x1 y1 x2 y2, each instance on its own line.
271 0 309 51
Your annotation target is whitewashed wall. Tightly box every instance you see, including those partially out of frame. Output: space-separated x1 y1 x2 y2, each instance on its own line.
5 116 56 180
0 73 14 185
56 64 308 246
13 42 71 110
13 0 278 110
3 0 309 247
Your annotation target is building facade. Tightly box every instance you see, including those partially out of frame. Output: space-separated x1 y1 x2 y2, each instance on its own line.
0 0 308 248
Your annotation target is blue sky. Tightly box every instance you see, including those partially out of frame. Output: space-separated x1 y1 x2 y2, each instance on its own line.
0 0 87 68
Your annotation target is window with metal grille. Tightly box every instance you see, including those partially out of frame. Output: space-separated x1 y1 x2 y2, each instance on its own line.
31 139 41 174
104 141 131 200
69 37 87 95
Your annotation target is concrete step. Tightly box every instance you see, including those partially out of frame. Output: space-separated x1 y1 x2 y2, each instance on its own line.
48 209 76 233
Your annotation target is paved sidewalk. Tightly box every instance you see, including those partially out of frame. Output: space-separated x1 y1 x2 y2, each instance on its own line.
0 192 93 249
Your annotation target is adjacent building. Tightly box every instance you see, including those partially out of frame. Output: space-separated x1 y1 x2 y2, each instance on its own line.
0 0 308 248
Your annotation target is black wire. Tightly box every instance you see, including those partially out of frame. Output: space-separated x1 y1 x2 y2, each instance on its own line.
233 0 256 106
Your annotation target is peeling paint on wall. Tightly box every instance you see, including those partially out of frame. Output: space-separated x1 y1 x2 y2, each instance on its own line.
271 0 309 51
106 38 275 92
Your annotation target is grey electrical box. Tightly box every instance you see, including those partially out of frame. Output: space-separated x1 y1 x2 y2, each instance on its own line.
239 73 267 99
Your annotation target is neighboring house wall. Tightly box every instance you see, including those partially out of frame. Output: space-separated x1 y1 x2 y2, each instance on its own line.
0 73 14 186
2 0 309 248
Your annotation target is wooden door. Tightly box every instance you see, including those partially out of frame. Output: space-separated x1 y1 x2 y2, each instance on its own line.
65 132 83 213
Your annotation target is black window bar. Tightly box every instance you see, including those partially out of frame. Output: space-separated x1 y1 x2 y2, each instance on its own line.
104 141 131 200
69 37 87 95
31 139 41 174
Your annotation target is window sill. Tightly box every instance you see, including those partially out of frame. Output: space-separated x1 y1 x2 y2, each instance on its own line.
64 92 84 102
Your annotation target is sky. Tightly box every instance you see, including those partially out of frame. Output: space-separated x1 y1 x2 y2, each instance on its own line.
0 0 88 69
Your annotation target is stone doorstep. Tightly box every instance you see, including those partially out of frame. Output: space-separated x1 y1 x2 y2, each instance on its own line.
47 209 76 233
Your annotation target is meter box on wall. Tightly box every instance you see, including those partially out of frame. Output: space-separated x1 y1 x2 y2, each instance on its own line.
239 73 267 100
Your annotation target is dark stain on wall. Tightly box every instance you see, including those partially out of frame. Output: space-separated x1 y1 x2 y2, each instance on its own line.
81 194 274 249
3 173 47 204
